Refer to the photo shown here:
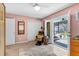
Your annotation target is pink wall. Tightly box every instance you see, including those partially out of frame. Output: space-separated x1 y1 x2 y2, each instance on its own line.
7 13 28 43
42 4 79 39
15 16 27 43
7 4 79 43
6 13 39 43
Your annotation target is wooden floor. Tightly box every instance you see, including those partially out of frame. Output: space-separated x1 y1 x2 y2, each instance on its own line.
6 41 55 56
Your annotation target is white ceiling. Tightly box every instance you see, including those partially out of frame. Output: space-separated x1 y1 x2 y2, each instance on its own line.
5 3 74 19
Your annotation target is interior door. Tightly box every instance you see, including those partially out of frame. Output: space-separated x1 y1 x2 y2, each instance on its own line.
45 20 52 43
6 18 15 45
47 22 50 38
0 4 5 56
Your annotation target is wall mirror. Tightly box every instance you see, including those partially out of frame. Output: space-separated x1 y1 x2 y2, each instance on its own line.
18 21 25 35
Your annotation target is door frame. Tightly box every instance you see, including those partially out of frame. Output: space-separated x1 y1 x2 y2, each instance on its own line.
51 14 70 56
3 3 6 56
44 20 51 37
2 3 5 56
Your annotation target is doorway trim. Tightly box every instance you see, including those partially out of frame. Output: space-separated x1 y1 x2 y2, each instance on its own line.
51 14 70 56
44 20 51 37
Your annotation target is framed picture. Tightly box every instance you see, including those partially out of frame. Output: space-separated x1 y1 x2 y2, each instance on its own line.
18 21 25 35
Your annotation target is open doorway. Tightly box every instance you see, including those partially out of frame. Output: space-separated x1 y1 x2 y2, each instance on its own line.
44 20 52 43
47 22 50 38
51 14 70 56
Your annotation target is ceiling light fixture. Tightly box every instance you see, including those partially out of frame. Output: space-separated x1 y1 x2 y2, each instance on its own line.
33 3 40 11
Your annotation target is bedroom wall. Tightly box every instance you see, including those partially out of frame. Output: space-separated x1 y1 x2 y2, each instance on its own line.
15 16 28 43
42 3 79 39
27 18 42 42
6 13 28 43
6 13 42 43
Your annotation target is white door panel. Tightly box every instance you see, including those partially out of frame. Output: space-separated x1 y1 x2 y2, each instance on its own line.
6 18 15 45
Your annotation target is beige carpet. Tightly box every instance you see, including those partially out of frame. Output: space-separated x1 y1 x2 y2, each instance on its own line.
19 44 56 56
6 41 56 56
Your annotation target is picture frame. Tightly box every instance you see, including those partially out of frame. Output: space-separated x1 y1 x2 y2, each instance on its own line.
18 21 25 35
